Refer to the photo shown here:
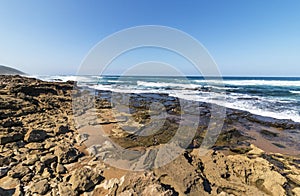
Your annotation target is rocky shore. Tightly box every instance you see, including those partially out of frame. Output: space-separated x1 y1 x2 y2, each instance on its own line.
0 75 300 196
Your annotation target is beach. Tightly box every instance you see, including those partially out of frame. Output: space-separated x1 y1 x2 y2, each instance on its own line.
0 75 300 196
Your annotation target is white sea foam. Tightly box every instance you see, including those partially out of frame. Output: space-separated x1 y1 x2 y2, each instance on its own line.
290 90 300 94
91 84 161 94
203 85 240 91
36 75 300 123
168 90 300 122
137 81 201 89
36 75 98 83
210 80 300 87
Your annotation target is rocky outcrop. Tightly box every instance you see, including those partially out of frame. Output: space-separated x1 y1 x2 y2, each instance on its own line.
0 75 299 196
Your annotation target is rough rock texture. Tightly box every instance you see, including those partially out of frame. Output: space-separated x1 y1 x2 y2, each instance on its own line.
0 75 299 196
69 166 104 193
24 129 48 142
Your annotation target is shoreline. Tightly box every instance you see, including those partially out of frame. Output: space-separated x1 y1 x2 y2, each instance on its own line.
37 74 300 123
0 75 300 195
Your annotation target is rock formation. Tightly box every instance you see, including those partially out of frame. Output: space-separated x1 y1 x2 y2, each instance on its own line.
0 75 299 196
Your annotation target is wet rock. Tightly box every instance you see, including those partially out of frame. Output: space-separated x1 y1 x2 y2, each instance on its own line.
230 145 252 154
272 142 286 148
260 129 279 138
24 129 47 143
216 129 252 146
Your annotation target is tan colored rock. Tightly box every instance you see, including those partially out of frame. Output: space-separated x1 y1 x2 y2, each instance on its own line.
287 174 300 186
0 176 19 190
247 144 264 156
292 187 300 196
155 154 207 195
30 179 49 195
141 184 174 196
24 154 39 166
199 150 286 196
25 142 44 150
54 145 80 164
69 166 104 193
58 183 76 196
44 140 56 149
115 172 176 196
40 154 57 166
8 164 30 179
56 163 66 174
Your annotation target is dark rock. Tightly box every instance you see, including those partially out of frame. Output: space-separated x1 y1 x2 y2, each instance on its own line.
230 146 252 154
54 125 70 135
272 143 286 148
24 129 47 143
260 129 279 138
0 133 23 145
0 187 16 196
2 119 22 128
0 166 9 178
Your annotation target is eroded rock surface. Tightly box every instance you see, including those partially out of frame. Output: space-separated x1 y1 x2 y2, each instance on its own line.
0 75 299 196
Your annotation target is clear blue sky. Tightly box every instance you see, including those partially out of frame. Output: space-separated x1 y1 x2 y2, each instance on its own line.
0 0 300 76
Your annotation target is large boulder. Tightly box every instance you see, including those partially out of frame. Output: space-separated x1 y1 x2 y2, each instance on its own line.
69 166 104 193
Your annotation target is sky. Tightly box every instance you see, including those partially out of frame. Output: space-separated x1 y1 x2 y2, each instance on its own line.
0 0 300 76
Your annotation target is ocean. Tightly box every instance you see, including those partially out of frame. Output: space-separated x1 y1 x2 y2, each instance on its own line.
37 75 300 123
